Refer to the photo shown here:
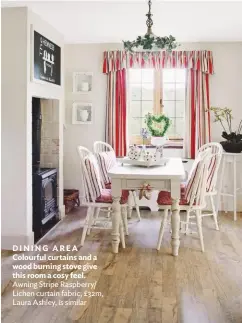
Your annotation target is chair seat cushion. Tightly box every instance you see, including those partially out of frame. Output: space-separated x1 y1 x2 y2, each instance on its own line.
157 190 190 206
105 183 111 189
96 189 129 204
157 183 189 206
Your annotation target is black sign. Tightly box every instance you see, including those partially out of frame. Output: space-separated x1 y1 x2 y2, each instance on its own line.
33 31 61 85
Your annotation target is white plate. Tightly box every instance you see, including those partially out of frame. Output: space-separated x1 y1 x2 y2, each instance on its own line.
120 157 168 167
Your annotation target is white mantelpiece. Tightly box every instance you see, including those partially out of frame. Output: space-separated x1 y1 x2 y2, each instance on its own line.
1 7 65 249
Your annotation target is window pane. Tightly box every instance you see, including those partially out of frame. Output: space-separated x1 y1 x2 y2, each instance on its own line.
130 84 142 100
142 84 153 100
130 101 141 117
163 101 175 118
176 83 186 100
142 101 154 116
142 101 153 127
141 69 154 83
167 119 175 137
129 69 141 83
129 116 141 136
163 69 176 83
175 69 186 83
176 101 185 118
175 118 184 138
163 83 175 100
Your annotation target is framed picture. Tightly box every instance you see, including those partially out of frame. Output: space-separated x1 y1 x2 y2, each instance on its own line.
72 72 92 93
31 26 61 86
72 102 93 124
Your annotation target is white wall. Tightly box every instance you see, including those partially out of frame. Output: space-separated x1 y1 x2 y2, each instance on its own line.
1 7 64 249
64 43 122 199
179 42 242 141
27 9 65 219
64 42 242 210
1 7 30 246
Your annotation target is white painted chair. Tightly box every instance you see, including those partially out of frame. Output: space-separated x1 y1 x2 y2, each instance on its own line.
77 146 128 247
192 142 223 230
156 149 213 252
93 141 141 221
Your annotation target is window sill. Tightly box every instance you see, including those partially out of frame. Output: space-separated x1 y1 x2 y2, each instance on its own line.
133 141 183 150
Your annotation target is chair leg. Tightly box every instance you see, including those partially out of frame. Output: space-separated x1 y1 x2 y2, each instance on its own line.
132 190 141 221
121 206 129 235
87 207 94 235
210 195 219 230
127 192 133 219
93 207 100 225
157 209 169 251
81 207 92 246
107 207 111 218
185 210 190 235
119 219 126 249
196 210 204 252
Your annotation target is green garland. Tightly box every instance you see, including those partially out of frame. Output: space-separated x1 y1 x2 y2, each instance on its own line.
145 113 171 137
123 34 178 52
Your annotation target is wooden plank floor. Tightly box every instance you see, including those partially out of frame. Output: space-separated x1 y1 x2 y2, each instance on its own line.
1 209 242 323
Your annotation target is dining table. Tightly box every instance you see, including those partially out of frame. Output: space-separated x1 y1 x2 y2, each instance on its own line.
108 157 185 256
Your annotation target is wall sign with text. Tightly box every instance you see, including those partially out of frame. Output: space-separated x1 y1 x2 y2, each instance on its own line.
33 30 61 85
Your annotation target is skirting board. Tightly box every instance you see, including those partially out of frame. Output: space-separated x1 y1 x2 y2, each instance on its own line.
1 232 35 250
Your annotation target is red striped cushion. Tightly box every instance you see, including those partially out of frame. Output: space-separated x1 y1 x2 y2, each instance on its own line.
84 155 103 200
105 183 112 189
95 189 129 204
184 157 200 202
157 190 191 205
97 151 116 185
206 154 217 192
157 184 188 205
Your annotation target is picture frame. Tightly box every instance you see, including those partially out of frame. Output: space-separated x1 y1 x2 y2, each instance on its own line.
72 102 93 124
72 72 93 93
30 25 61 86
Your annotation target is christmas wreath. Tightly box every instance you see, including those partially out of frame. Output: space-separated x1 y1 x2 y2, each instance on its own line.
145 113 171 137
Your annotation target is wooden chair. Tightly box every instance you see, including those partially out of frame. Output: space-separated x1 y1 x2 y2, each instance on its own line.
93 141 141 221
196 142 223 230
156 149 213 252
77 146 128 247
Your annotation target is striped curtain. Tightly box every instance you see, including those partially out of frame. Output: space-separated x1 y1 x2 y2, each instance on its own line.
103 50 214 74
105 69 127 157
184 70 211 159
103 50 214 158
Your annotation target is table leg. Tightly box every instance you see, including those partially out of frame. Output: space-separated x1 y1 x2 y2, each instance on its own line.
171 198 180 256
111 196 121 253
233 156 237 221
127 191 133 219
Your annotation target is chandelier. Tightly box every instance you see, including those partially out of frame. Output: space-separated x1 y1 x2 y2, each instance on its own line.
123 0 178 52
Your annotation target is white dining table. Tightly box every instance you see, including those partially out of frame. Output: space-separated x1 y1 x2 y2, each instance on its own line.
108 157 185 256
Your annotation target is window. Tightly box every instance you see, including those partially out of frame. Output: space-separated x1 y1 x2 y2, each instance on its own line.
128 68 186 145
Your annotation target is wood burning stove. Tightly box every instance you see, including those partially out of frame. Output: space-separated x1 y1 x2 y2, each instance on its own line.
32 97 59 242
32 168 58 242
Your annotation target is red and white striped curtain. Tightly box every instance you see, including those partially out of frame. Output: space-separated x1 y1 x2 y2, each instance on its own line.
184 70 211 159
103 50 214 158
105 69 127 157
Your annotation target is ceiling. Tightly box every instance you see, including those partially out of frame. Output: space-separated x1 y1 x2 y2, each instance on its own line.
2 1 242 43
